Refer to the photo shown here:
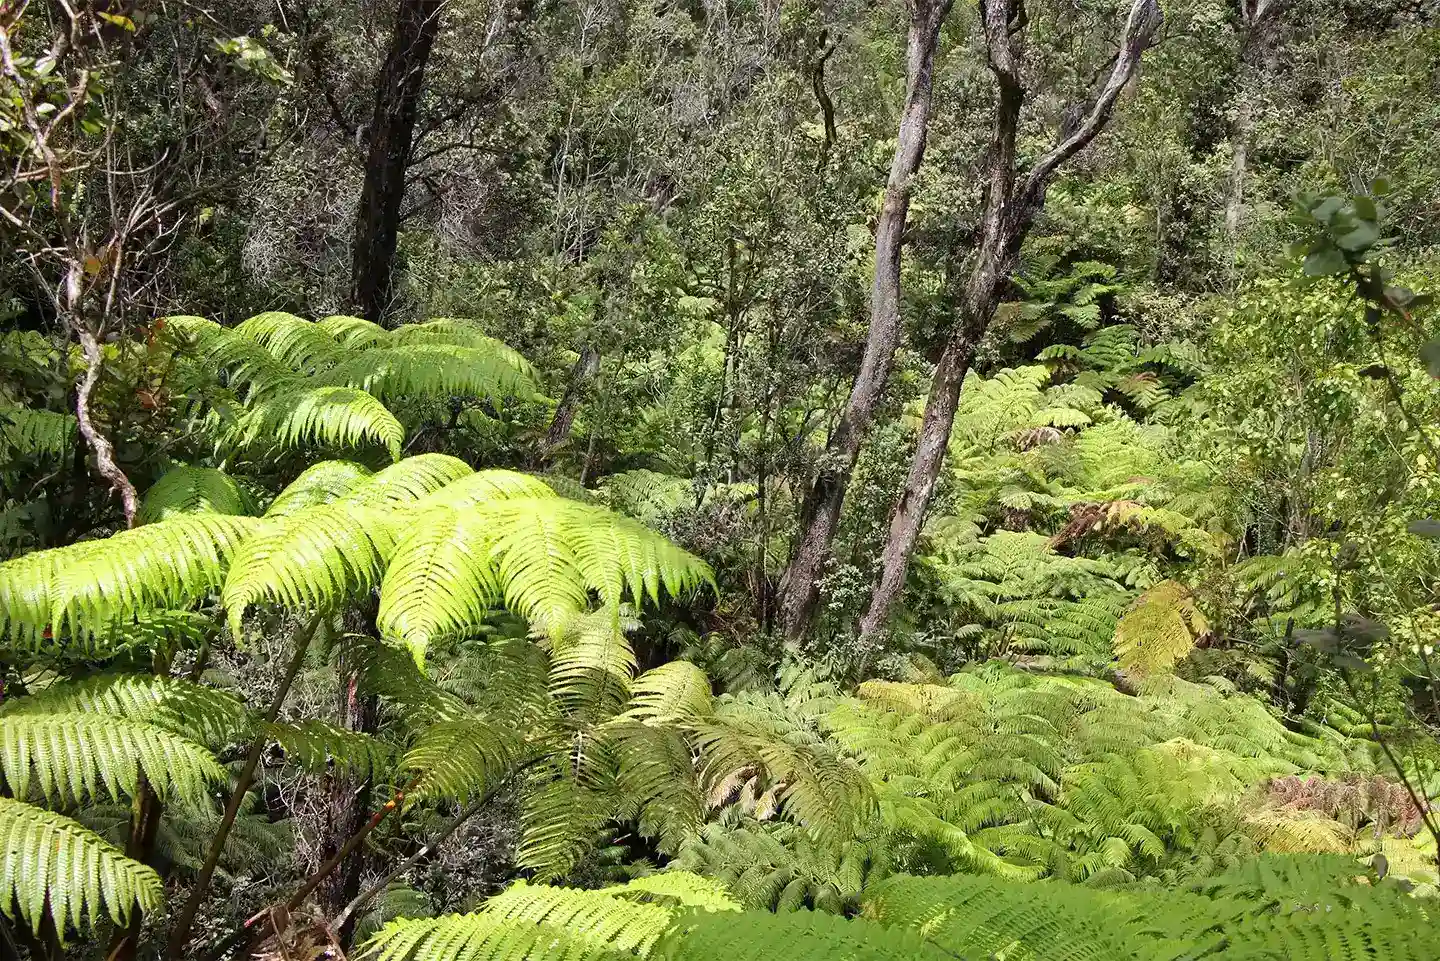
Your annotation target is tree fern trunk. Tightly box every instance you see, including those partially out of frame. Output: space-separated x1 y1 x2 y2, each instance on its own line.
322 671 378 950
352 0 445 321
775 0 954 646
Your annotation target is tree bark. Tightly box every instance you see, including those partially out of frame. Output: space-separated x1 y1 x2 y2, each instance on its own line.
858 0 1162 642
1223 1 1287 247
541 344 601 461
351 0 445 321
775 0 954 646
320 673 378 950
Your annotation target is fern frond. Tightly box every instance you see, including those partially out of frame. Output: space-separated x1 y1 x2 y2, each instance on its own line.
624 662 714 724
265 719 392 778
0 711 224 806
653 906 952 961
229 386 403 461
345 454 475 507
1 406 75 461
403 718 521 806
165 314 300 397
0 796 163 938
0 673 248 746
232 310 344 371
264 460 375 516
0 514 261 645
317 314 389 349
1114 580 1209 676
314 344 538 404
137 465 252 524
392 319 538 380
549 608 640 716
221 503 394 636
517 769 617 879
376 510 502 665
362 914 611 961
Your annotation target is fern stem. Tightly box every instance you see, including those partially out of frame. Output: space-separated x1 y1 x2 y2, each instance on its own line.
165 614 323 960
200 773 422 961
332 755 545 930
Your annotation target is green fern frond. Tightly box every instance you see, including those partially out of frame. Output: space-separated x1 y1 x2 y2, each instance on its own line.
137 465 252 524
314 344 538 404
550 608 640 716
222 504 395 636
165 314 300 398
392 319 538 380
0 711 224 806
1 406 75 461
0 796 163 938
345 454 476 506
264 460 375 516
481 878 688 953
606 873 741 912
600 470 695 524
376 510 502 664
232 311 344 371
403 718 522 807
517 769 617 879
265 719 393 778
0 514 261 645
362 914 616 961
408 469 556 511
0 673 248 746
318 314 389 349
624 662 714 724
653 906 953 961
229 386 403 461
1114 580 1209 677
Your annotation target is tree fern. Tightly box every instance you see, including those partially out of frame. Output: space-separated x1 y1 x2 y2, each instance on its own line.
661 908 961 961
264 719 394 779
0 797 163 938
1 405 75 462
264 460 376 515
0 673 248 746
136 465 252 524
221 503 396 636
313 344 538 404
232 310 346 371
402 717 522 806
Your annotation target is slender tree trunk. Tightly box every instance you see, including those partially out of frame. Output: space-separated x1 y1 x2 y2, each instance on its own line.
1224 1 1288 247
541 345 601 461
351 0 444 321
166 616 322 960
320 672 378 950
858 0 1162 642
775 0 954 646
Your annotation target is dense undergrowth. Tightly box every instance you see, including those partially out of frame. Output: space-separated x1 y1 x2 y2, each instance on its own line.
4 1 1440 959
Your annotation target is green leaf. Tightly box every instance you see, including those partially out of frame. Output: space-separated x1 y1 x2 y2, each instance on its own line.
1302 247 1347 277
1334 221 1379 252
1420 339 1440 378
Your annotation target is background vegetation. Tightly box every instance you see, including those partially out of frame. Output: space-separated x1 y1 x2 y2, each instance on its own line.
3 1 1440 959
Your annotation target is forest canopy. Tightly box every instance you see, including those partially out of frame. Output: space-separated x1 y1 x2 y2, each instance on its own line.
2 1 1440 959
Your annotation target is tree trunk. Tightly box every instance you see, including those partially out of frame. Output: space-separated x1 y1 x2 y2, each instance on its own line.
541 345 601 461
1224 2 1286 249
775 0 954 646
352 0 445 321
321 673 378 950
858 0 1162 642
